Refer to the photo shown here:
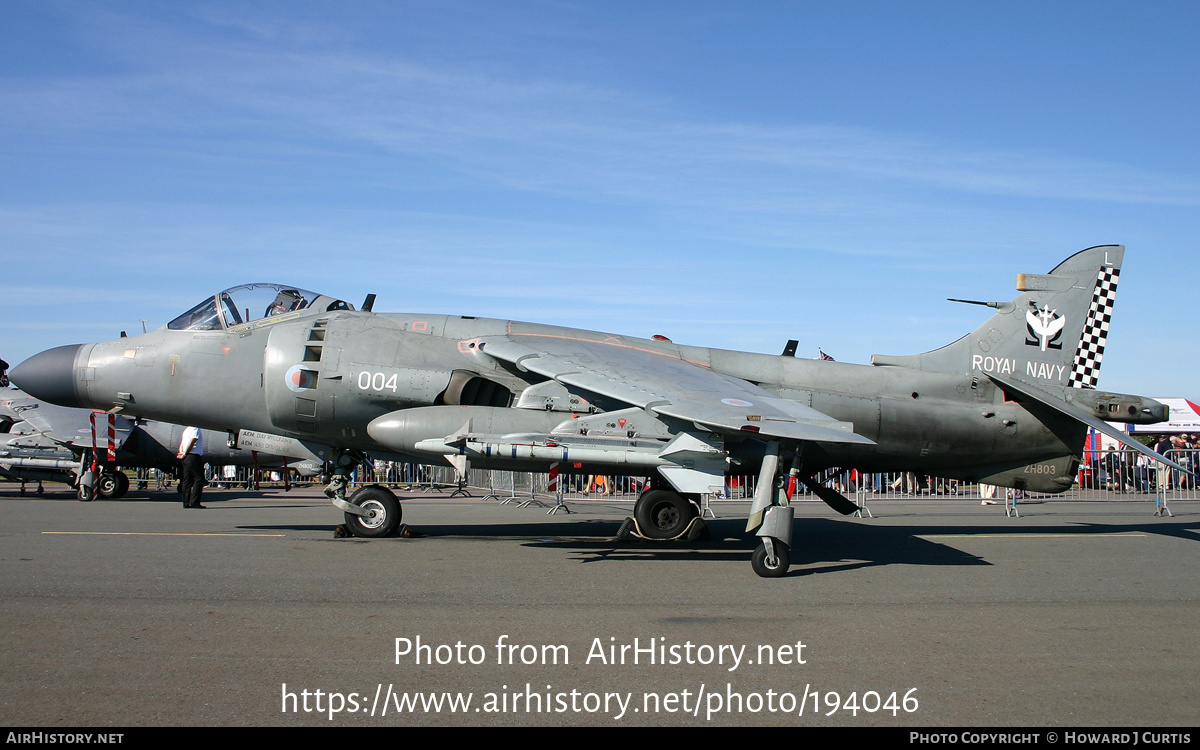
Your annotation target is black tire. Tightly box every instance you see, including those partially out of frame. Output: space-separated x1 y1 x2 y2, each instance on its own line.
95 472 119 498
343 485 402 538
113 471 130 498
77 483 94 502
634 490 697 540
751 540 790 578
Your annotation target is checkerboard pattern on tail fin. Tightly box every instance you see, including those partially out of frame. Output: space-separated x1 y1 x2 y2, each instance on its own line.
1067 265 1119 389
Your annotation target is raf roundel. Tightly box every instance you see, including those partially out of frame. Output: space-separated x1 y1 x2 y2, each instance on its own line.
721 398 754 407
284 364 318 392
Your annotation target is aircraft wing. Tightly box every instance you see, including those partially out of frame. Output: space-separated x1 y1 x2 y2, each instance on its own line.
478 335 873 445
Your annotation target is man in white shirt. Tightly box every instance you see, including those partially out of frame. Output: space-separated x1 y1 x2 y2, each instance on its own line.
176 426 206 509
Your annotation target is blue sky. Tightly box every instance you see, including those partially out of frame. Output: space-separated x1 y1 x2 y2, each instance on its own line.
2 1 1197 397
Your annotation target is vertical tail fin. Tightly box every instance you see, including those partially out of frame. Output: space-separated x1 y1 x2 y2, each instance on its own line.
1064 256 1120 389
872 245 1123 389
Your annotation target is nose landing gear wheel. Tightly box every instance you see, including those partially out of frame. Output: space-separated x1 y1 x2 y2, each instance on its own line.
751 540 790 578
343 485 402 538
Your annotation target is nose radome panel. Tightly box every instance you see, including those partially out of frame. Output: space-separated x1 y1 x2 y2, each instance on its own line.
9 344 85 408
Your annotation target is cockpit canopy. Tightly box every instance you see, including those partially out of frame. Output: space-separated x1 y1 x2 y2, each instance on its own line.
167 283 353 331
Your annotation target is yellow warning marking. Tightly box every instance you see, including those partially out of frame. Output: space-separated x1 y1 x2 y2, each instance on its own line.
918 533 1145 539
43 531 286 537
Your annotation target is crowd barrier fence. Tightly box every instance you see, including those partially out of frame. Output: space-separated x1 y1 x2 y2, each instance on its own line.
196 448 1198 504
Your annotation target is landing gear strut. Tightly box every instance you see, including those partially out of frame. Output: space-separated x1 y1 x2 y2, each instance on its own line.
746 440 794 577
77 467 95 502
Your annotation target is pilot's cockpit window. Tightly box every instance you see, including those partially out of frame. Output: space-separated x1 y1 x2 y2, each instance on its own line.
167 297 224 331
219 294 243 326
167 284 349 331
220 284 315 327
266 289 306 317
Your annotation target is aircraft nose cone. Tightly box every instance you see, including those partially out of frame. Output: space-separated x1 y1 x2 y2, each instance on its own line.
9 344 86 408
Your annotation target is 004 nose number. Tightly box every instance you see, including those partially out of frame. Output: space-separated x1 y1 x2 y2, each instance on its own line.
357 371 398 392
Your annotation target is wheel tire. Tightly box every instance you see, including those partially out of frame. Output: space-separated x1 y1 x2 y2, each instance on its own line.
96 472 119 499
634 490 697 540
77 483 94 502
751 540 791 578
113 471 130 498
343 485 401 538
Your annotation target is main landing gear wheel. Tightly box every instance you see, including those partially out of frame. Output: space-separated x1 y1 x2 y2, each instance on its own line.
343 485 402 538
634 490 698 540
751 540 791 578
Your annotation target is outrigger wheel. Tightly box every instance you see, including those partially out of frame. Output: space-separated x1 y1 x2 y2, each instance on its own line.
751 538 791 578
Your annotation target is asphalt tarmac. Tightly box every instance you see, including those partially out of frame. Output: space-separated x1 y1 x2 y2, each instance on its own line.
1 484 1197 727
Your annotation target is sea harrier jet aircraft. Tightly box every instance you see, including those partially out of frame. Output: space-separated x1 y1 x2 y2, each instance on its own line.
12 245 1177 576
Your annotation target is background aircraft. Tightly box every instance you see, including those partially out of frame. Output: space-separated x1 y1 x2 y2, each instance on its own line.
11 246 1176 575
0 388 323 499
